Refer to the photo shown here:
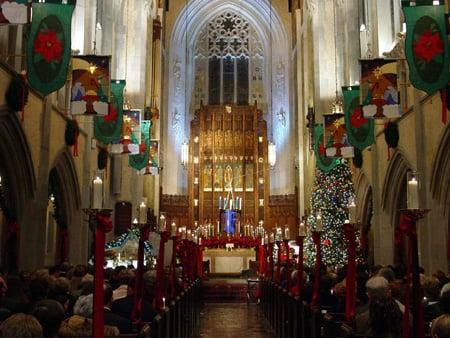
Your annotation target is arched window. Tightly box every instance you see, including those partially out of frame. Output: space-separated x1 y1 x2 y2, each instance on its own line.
193 11 264 107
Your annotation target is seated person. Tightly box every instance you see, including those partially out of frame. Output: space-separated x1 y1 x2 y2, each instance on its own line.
431 314 450 338
103 284 132 334
0 313 43 338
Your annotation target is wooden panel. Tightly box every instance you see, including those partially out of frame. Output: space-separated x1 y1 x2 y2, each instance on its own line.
268 191 299 236
160 192 189 226
114 201 132 235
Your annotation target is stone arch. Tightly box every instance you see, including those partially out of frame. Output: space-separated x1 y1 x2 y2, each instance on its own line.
0 106 35 271
165 0 292 195
430 123 450 213
381 150 412 224
49 148 81 263
0 105 36 219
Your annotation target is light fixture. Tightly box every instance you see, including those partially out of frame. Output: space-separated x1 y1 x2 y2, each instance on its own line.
330 95 344 115
268 142 276 167
96 22 102 30
88 64 97 74
359 24 366 32
181 141 189 167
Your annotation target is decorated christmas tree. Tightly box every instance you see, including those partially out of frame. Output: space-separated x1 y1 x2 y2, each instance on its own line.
304 160 354 268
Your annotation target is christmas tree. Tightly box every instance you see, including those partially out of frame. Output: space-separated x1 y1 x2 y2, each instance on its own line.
304 160 354 268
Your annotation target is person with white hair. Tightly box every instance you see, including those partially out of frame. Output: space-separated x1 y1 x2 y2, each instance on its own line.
355 276 404 337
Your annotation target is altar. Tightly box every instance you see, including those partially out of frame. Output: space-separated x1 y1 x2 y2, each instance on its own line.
202 248 256 275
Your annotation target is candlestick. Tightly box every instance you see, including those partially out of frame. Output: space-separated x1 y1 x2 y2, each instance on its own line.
217 220 220 235
92 176 103 209
299 222 307 237
159 215 166 232
230 198 233 209
138 201 147 224
284 226 290 240
407 172 419 210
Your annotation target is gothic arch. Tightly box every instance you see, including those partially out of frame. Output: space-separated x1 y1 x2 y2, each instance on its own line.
50 148 81 227
165 0 293 195
0 105 36 220
381 150 412 225
430 124 450 213
354 170 372 227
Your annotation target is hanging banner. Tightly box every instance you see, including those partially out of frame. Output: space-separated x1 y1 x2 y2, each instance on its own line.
343 86 375 150
129 120 151 171
111 109 141 155
323 113 354 158
71 55 110 115
26 0 76 96
313 124 339 173
403 1 449 95
0 0 28 24
94 80 125 144
360 58 401 119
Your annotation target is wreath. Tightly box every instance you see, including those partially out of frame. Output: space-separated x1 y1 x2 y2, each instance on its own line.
5 75 29 114
384 122 399 149
352 148 363 169
98 148 108 170
65 119 79 147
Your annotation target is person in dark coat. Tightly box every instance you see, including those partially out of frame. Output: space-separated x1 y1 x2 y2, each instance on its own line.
104 284 133 334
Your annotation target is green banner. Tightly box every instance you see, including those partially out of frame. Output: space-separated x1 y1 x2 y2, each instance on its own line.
343 86 374 150
129 121 152 171
403 2 449 95
314 125 339 173
26 1 76 96
94 80 125 144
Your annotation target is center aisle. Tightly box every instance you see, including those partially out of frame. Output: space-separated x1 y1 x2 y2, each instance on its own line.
196 303 274 338
195 278 274 338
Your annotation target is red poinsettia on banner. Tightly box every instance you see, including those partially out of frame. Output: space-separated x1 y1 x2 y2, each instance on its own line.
413 29 444 63
33 30 63 63
349 106 368 129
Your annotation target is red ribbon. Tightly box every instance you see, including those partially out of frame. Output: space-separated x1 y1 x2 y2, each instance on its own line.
131 226 150 323
292 236 304 297
155 231 169 309
440 88 447 124
168 236 178 298
258 245 266 276
275 242 282 284
311 232 321 306
93 212 112 338
197 244 203 278
399 213 425 338
344 223 357 323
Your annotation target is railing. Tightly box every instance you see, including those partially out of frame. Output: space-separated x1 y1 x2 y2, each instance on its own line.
259 279 364 338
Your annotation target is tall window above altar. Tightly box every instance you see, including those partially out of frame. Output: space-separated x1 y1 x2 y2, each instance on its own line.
193 11 264 108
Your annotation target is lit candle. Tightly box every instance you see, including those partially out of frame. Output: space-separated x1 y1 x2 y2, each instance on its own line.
407 176 419 210
217 220 220 235
348 199 357 224
230 198 233 209
92 176 103 209
219 196 222 209
284 226 290 240
170 222 177 237
299 222 307 237
316 212 323 232
138 201 147 224
159 215 166 232
162 297 166 309
239 197 242 210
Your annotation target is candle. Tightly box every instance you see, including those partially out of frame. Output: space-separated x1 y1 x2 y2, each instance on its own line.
230 198 233 209
407 176 419 210
162 297 166 309
269 233 275 243
316 212 323 232
217 220 220 235
299 222 307 237
159 215 166 232
239 198 242 210
284 227 290 240
138 201 147 224
170 222 177 237
348 199 357 223
92 176 103 209
219 196 222 209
